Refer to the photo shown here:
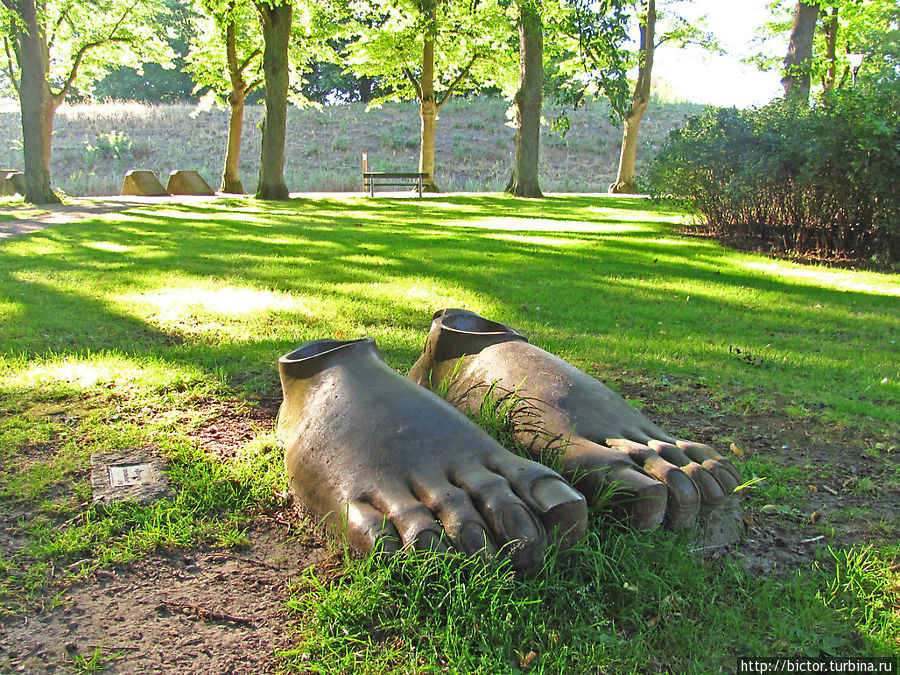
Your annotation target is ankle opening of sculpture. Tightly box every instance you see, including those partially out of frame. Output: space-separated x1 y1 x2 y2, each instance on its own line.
438 308 522 338
281 337 375 364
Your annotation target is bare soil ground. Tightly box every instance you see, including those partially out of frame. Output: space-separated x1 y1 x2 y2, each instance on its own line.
0 519 329 674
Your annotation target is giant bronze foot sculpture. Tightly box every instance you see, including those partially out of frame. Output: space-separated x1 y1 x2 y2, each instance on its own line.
409 309 743 530
276 337 587 570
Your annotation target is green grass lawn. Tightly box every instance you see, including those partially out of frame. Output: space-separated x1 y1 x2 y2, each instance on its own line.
1 195 897 672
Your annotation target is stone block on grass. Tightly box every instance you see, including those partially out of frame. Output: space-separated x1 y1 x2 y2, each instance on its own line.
122 170 167 196
1 171 25 196
166 170 215 196
91 449 173 506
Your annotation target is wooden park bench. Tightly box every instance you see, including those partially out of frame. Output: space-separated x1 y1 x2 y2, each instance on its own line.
362 153 428 197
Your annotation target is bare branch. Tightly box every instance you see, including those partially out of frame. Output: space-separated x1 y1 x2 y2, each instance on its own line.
246 75 263 93
436 53 478 108
48 5 72 50
51 0 140 106
3 36 20 95
107 0 141 42
51 36 128 105
402 66 423 101
238 48 261 75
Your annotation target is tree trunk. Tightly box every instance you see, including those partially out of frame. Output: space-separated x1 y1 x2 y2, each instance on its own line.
506 0 543 198
419 37 439 192
222 21 247 194
610 0 654 194
15 0 60 204
255 2 291 200
822 6 838 92
359 76 373 103
223 90 246 193
782 0 819 105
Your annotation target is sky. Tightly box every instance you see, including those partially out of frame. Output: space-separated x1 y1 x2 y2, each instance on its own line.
652 0 787 108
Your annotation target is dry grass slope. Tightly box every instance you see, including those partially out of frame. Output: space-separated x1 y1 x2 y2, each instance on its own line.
0 97 703 196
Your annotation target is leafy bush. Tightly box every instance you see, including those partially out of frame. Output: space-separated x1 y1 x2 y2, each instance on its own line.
83 131 134 171
645 82 900 266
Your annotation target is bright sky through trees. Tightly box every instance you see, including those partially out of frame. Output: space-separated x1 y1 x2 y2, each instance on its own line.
653 0 784 107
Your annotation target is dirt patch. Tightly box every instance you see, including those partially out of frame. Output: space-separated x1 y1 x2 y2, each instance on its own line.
185 397 281 461
0 519 330 674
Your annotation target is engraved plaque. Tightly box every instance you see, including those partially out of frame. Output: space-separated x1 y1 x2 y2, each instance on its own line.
108 463 154 487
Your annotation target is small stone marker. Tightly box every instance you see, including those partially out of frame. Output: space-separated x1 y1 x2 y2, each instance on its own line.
91 449 173 505
166 170 215 196
1 171 25 196
122 169 168 196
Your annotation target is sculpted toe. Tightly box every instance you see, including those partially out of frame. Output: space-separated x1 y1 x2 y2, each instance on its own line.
344 501 402 554
529 477 588 546
680 463 726 513
454 469 546 569
677 441 743 487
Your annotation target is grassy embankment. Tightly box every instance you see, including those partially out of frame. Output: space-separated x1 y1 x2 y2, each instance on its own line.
0 97 702 196
0 195 897 672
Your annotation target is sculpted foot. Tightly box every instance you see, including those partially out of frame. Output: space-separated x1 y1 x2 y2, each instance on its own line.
276 338 587 570
409 309 743 530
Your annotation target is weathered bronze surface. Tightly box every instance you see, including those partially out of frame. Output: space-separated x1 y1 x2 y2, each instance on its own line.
277 337 587 570
409 309 742 530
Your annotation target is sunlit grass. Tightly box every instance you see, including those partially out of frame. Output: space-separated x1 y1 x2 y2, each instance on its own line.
0 194 897 666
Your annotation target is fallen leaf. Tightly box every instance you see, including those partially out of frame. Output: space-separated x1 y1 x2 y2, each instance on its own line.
517 650 537 670
730 442 744 458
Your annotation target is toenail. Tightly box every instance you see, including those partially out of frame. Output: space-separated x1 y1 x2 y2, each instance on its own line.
458 521 492 555
501 504 540 543
413 530 444 552
531 477 583 512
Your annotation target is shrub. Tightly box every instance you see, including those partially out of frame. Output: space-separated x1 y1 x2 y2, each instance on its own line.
645 82 900 266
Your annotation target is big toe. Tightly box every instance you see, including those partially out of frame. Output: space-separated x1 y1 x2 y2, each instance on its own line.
563 439 669 530
453 468 548 570
481 457 587 547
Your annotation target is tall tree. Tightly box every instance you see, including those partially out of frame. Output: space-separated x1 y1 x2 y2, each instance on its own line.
606 0 718 193
782 0 819 104
0 0 169 203
750 0 899 96
254 0 292 199
506 0 543 197
185 0 264 193
610 0 654 194
343 0 513 191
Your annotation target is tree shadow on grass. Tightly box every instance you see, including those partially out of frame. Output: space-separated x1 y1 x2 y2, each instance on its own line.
0 194 897 660
1 195 896 418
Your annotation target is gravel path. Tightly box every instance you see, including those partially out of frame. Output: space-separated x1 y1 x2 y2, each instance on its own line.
0 196 231 240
